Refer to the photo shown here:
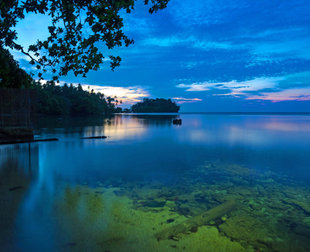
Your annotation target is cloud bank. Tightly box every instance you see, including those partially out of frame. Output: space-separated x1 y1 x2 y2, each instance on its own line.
177 71 310 102
172 97 203 104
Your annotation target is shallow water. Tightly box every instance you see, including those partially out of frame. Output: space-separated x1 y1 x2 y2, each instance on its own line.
1 114 310 251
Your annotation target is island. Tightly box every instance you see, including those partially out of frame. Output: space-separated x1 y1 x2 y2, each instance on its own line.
131 98 180 113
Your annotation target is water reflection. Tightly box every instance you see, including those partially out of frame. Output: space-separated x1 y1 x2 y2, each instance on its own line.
0 144 39 251
130 114 179 126
101 115 148 141
248 117 310 132
1 114 310 251
177 115 310 146
35 114 178 142
0 144 39 177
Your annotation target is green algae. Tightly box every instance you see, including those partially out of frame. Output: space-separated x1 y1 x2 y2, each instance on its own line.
42 160 310 251
52 185 248 252
155 200 238 241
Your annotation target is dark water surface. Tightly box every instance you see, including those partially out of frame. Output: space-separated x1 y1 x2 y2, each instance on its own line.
1 114 310 251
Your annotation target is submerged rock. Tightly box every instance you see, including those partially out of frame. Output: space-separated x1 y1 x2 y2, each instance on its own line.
190 226 198 233
218 213 278 250
284 199 310 215
140 200 166 208
9 186 24 191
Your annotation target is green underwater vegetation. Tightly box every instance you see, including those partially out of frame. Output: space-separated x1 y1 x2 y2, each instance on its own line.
47 160 310 252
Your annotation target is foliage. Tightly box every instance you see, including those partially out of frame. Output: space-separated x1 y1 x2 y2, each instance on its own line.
33 82 121 115
0 47 32 88
0 0 169 80
0 48 121 115
131 98 180 113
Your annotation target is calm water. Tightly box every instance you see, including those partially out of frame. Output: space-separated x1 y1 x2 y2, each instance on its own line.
1 114 310 251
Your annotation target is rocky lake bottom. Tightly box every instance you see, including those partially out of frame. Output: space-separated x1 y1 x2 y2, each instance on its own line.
1 114 310 251
15 160 308 252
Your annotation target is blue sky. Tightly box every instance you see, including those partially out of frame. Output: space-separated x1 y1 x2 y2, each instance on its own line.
13 0 310 112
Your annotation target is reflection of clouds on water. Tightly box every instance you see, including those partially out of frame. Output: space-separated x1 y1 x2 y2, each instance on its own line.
82 115 178 142
226 126 269 146
76 117 148 148
36 114 178 143
189 130 210 142
179 126 269 146
245 117 310 132
101 116 147 141
176 115 310 147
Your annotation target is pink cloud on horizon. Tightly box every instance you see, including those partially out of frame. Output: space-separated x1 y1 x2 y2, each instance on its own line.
246 88 310 102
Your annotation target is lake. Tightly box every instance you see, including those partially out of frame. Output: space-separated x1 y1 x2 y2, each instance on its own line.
1 113 310 251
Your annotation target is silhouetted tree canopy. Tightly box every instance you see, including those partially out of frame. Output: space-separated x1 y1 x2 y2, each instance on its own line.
33 81 121 115
0 48 121 115
131 98 180 113
0 0 169 80
0 47 33 88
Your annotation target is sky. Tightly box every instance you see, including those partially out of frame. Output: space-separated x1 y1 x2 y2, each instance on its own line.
12 0 310 112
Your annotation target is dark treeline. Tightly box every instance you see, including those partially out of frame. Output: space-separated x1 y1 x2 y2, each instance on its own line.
1 47 180 115
0 47 32 89
0 47 121 115
131 98 180 113
33 82 121 115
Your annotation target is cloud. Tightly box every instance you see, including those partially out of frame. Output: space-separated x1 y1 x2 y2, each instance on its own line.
169 0 234 26
246 88 310 102
177 77 282 93
122 16 153 34
177 71 310 102
37 80 149 105
172 97 202 104
142 36 232 50
250 37 310 61
76 84 149 105
164 0 310 66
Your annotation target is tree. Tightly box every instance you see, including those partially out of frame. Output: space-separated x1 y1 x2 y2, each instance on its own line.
33 80 121 115
0 47 32 88
131 98 180 113
0 0 169 80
